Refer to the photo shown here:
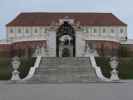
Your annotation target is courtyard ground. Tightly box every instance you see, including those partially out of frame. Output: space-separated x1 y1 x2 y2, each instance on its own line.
0 80 132 100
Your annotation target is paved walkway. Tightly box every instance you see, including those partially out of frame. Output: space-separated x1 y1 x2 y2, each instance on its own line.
0 80 132 100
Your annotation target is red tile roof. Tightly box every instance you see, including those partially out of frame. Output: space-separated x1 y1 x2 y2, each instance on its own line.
6 12 127 26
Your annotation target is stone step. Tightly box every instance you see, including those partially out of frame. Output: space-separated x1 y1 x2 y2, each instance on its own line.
36 67 94 73
27 57 99 83
41 57 90 65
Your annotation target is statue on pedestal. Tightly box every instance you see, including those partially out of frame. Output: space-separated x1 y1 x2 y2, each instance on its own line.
11 56 21 81
110 57 120 81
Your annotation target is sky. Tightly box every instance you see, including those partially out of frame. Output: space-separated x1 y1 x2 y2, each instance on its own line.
0 0 133 39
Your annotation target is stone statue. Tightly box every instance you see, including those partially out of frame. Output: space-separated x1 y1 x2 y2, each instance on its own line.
110 57 120 81
11 56 21 81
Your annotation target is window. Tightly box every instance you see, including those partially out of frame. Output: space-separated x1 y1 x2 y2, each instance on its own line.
88 28 91 33
10 28 13 33
83 27 86 32
34 28 38 33
93 28 97 33
120 28 124 33
44 28 47 33
86 28 88 33
111 28 114 33
25 29 29 33
18 28 21 33
103 28 106 33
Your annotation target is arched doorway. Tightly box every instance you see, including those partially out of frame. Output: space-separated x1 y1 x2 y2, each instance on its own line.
62 48 70 57
56 21 75 57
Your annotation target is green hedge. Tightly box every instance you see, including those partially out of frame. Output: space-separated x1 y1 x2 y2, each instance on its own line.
0 58 12 80
118 58 133 79
95 57 111 78
95 57 133 79
18 57 36 79
0 57 35 80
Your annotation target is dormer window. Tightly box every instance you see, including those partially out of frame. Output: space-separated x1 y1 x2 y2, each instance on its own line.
64 16 69 19
59 16 74 25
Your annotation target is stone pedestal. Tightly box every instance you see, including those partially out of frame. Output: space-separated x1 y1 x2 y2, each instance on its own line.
11 70 20 80
110 70 119 81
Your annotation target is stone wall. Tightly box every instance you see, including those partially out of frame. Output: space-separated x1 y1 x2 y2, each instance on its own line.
0 40 126 58
0 40 47 58
95 41 120 57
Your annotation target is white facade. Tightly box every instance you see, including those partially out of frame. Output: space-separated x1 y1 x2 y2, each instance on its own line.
6 26 127 42
6 25 127 57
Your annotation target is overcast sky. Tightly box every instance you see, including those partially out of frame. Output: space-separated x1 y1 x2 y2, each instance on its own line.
0 0 132 39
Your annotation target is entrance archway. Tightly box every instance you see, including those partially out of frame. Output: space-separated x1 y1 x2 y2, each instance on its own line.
56 21 75 57
62 48 70 57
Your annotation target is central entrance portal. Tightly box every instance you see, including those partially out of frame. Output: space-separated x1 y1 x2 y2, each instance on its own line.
62 48 70 57
56 21 75 57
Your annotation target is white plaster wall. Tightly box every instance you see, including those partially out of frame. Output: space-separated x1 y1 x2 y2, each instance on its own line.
76 31 85 57
80 26 127 42
47 31 56 57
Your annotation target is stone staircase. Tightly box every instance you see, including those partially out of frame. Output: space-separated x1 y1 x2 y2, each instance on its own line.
27 57 99 83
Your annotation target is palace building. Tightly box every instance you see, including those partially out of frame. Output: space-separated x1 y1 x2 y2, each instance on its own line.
0 12 128 58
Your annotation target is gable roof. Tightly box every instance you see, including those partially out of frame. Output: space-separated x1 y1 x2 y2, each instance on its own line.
6 12 127 27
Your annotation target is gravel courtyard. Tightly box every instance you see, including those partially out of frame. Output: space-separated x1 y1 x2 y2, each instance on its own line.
0 80 132 100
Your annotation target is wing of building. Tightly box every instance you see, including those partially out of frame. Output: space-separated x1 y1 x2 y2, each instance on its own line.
0 12 129 57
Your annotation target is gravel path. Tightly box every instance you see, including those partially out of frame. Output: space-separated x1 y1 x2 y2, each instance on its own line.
0 80 132 100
